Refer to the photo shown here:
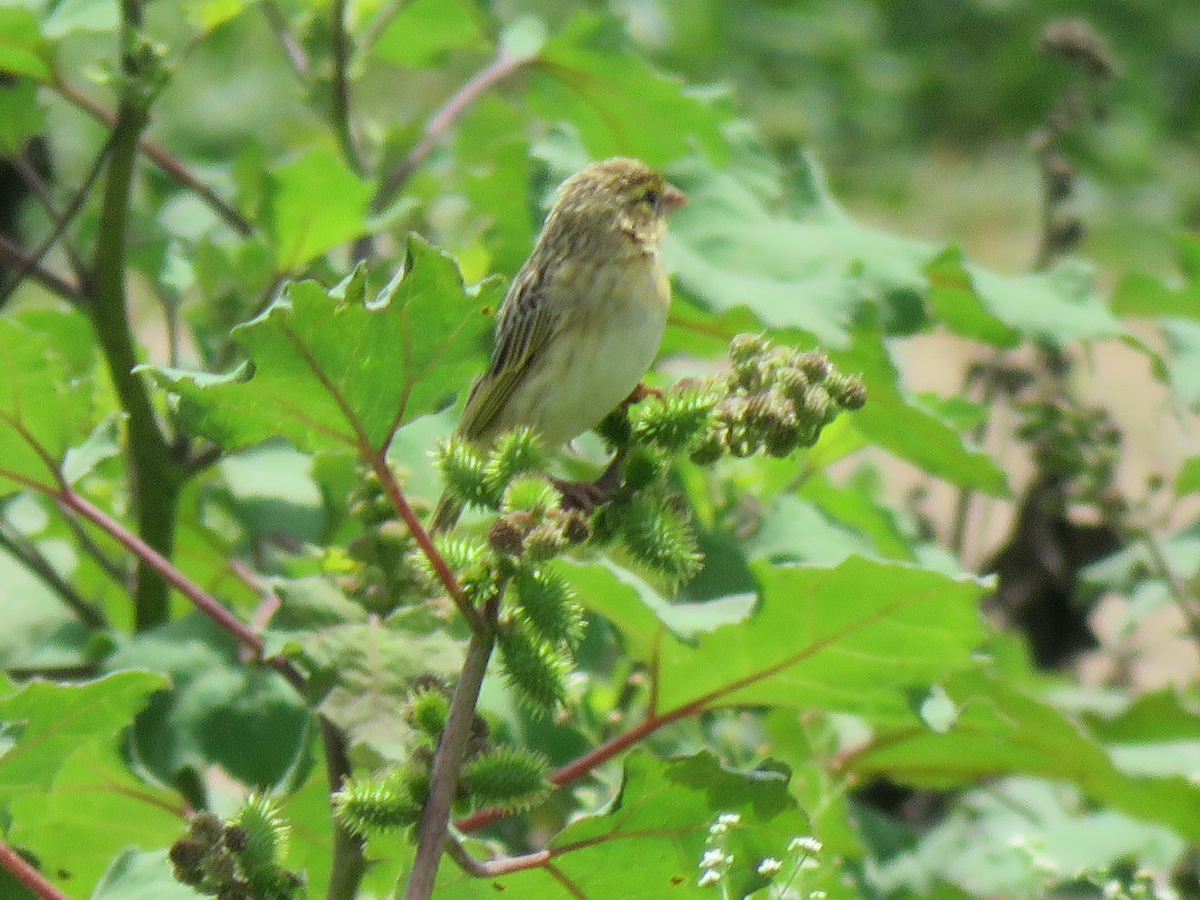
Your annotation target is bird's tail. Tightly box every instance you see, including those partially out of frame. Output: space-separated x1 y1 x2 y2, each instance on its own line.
428 492 464 534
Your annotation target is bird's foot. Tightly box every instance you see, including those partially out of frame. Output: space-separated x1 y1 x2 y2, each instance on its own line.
621 382 663 410
550 452 627 515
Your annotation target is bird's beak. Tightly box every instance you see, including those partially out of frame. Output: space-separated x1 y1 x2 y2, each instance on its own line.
663 183 688 215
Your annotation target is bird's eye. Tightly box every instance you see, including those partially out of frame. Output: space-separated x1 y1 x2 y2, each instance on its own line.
644 188 661 208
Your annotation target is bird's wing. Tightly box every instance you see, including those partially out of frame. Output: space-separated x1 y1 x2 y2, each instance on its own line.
459 263 563 441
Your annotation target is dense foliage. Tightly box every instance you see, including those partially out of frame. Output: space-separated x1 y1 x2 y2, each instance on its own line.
2 2 1199 900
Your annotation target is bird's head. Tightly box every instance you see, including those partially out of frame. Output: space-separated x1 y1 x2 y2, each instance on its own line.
543 157 687 253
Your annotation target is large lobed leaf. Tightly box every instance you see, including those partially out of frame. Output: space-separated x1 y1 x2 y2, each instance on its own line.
568 555 986 726
438 751 811 899
847 669 1200 842
151 236 500 455
0 316 97 498
0 671 168 812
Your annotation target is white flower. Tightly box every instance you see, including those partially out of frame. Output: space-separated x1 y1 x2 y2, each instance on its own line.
757 858 783 876
700 849 726 870
708 822 728 836
789 836 823 855
799 857 820 871
718 812 742 827
810 891 827 900
698 869 722 887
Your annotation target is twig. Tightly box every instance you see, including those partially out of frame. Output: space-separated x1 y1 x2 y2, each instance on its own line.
260 0 310 80
0 515 107 628
373 50 534 213
0 131 116 306
0 836 71 900
10 152 90 280
444 834 550 878
359 0 407 53
319 716 368 900
367 450 482 632
0 235 80 304
56 487 307 693
329 0 363 174
403 597 500 900
54 81 254 237
1143 532 1200 657
58 502 134 590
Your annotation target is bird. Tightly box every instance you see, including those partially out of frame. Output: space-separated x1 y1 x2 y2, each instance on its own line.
429 157 687 532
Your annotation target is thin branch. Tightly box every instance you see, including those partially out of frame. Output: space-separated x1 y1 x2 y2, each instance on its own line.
368 450 482 632
0 836 71 900
360 0 406 53
319 716 368 900
329 0 363 174
373 50 534 213
403 597 499 900
0 515 107 628
0 131 116 306
56 487 307 693
10 152 91 284
260 0 310 80
444 835 550 878
58 502 134 590
54 81 254 237
0 235 80 304
1143 532 1200 657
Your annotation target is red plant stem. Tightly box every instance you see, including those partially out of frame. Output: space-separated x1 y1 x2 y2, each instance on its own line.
366 451 482 632
56 487 306 693
0 836 71 900
55 82 254 237
455 701 701 834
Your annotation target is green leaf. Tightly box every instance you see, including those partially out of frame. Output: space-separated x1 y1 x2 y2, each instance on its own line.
1112 271 1200 321
438 751 810 899
149 239 499 455
0 79 44 153
279 607 464 759
574 556 983 724
799 469 916 561
107 616 310 791
1162 319 1200 409
0 9 54 80
923 247 1020 347
89 849 197 900
529 13 727 168
666 150 1123 348
848 669 1200 841
0 318 97 497
0 671 168 811
829 322 1009 495
370 0 487 66
218 442 325 542
749 495 878 565
264 148 373 270
1177 455 1200 496
10 743 184 899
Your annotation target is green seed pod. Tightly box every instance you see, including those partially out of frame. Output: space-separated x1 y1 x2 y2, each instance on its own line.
488 515 527 557
459 746 552 813
408 686 450 739
623 446 664 490
483 428 545 497
688 429 725 466
436 438 496 509
503 475 562 516
514 566 583 648
335 771 422 835
557 509 591 545
524 522 567 563
497 624 568 717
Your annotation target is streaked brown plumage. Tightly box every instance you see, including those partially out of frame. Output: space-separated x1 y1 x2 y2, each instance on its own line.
430 157 686 532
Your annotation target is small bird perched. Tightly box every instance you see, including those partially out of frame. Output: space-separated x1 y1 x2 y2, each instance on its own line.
430 157 687 532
